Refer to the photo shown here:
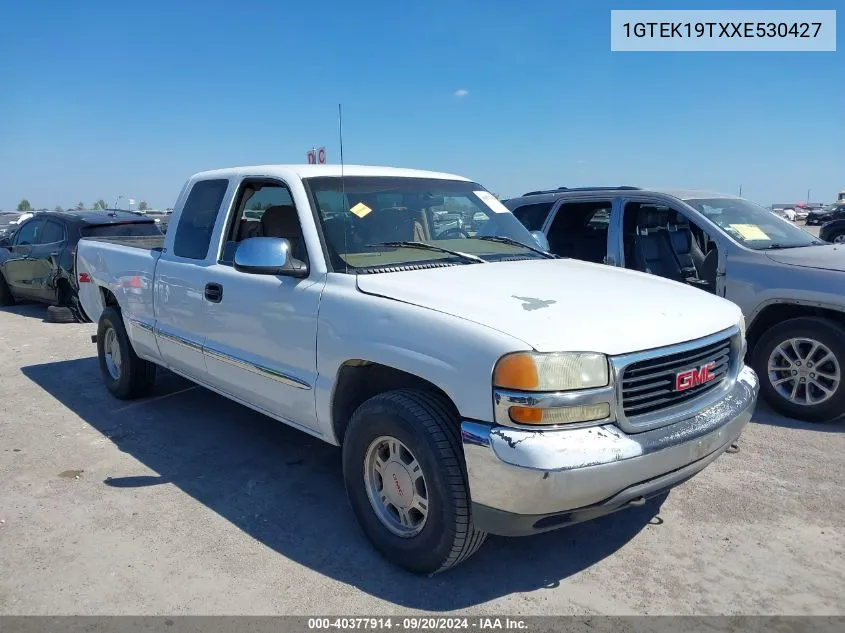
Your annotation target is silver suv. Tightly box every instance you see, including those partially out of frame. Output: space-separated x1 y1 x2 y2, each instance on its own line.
507 186 845 423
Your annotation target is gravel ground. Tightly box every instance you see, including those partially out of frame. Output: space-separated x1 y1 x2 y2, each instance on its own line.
0 302 843 615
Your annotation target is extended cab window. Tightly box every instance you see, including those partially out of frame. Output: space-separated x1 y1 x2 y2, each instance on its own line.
173 179 229 260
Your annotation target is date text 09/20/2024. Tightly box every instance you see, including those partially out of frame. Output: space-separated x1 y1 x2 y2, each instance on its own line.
307 618 527 630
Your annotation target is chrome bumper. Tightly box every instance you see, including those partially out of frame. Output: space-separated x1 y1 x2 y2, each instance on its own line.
461 365 759 536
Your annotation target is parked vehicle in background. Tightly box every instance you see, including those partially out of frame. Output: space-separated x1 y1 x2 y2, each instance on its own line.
820 219 845 244
76 165 756 573
772 207 796 222
806 202 845 226
0 209 159 322
508 187 845 423
0 213 23 240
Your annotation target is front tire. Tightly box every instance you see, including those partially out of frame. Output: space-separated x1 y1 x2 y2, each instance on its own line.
752 317 845 422
97 306 157 399
342 389 487 574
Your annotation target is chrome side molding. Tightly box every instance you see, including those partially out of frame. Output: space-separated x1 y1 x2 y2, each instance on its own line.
204 346 312 390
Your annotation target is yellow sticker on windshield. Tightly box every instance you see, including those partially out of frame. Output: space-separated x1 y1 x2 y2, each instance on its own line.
349 202 372 218
729 224 770 241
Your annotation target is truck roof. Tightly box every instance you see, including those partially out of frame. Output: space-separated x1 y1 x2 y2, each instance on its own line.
190 164 472 182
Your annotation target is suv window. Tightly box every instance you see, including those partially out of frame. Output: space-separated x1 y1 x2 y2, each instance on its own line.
512 202 553 231
546 200 612 263
13 219 43 245
172 179 229 260
38 220 65 244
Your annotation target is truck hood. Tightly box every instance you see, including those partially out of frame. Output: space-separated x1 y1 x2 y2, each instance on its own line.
355 259 742 355
765 244 845 272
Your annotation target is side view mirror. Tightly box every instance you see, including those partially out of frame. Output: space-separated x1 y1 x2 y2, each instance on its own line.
233 237 308 277
530 230 550 252
0 237 10 248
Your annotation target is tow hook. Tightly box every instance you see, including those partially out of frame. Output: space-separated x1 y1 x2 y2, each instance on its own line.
628 496 646 507
726 442 740 454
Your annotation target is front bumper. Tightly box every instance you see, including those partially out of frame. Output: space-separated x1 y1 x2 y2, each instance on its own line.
461 365 758 537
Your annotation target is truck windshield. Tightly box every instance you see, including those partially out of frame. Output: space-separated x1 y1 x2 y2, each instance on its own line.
305 176 546 270
685 198 822 250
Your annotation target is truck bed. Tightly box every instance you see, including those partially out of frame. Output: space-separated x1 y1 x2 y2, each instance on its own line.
76 236 164 325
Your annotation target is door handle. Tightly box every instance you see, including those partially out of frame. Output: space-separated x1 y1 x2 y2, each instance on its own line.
204 282 223 303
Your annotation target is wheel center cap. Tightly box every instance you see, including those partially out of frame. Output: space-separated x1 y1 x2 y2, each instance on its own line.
383 461 413 509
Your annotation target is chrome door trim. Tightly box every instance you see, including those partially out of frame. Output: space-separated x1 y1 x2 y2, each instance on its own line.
155 327 204 352
128 318 154 333
204 345 312 391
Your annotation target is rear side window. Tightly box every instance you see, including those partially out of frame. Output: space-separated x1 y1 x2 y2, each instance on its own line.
82 222 161 237
173 179 229 259
512 202 553 231
38 220 65 244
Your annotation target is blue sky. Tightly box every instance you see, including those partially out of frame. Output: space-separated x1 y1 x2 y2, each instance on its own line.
0 0 842 210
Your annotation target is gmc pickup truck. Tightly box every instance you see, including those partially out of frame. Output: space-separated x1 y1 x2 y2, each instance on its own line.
77 165 759 573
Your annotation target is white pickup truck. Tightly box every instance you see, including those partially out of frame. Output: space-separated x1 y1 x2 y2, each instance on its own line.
77 165 759 573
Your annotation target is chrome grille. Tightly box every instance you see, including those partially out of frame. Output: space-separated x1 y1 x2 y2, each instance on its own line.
621 336 733 418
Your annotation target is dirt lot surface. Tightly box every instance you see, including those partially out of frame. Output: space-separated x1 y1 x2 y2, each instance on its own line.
1 302 843 615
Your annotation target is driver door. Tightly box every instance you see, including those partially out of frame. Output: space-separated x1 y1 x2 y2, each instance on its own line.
1 218 44 299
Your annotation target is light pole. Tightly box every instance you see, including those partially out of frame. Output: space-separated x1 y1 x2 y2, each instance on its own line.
114 195 123 210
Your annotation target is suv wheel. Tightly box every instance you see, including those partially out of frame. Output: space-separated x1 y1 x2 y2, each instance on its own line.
342 389 487 573
752 317 845 422
827 230 845 244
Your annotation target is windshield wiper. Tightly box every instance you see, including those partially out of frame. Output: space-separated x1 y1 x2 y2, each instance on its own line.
370 241 487 264
760 243 820 250
468 235 556 259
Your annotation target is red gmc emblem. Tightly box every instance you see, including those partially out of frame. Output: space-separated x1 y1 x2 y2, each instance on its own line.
675 361 717 392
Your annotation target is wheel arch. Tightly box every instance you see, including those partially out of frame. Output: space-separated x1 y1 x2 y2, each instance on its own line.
330 360 460 446
747 302 845 353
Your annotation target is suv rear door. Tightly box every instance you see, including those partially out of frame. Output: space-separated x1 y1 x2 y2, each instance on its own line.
29 218 68 302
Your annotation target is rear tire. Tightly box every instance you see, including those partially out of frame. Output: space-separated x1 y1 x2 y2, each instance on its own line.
342 389 487 574
0 273 15 306
45 305 78 323
752 317 845 423
97 306 157 400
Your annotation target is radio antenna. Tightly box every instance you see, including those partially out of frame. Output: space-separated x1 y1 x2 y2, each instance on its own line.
338 104 349 273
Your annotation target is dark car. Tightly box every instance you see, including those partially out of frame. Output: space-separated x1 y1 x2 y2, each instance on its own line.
806 202 845 226
820 219 845 244
0 209 159 322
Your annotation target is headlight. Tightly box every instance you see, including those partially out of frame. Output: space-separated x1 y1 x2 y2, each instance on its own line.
493 351 609 391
